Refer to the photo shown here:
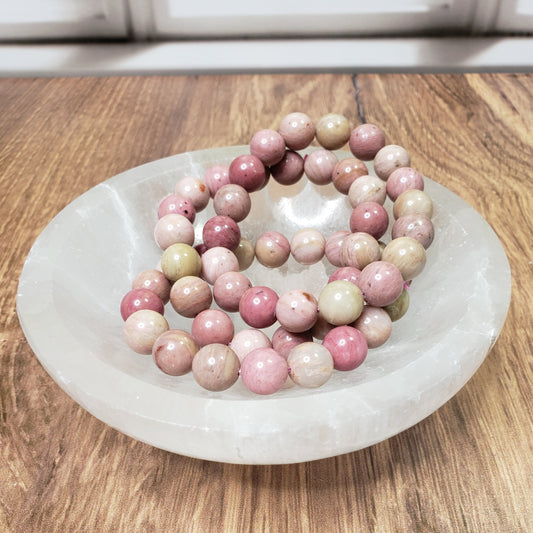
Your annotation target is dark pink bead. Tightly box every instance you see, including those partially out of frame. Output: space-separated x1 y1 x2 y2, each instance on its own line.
120 288 164 321
250 129 286 167
323 325 368 371
202 215 241 251
239 286 279 329
240 348 289 395
358 261 404 307
349 201 389 240
229 154 267 192
157 194 196 222
386 167 425 201
271 327 313 359
328 266 361 285
349 123 386 161
270 150 304 186
203 164 230 197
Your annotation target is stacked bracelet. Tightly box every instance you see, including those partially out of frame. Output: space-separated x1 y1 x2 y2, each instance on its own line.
121 112 435 395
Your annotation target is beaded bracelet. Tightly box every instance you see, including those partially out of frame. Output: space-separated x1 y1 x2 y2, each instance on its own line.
121 112 435 395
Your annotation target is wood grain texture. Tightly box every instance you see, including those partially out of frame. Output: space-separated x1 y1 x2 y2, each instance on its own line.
1 73 532 533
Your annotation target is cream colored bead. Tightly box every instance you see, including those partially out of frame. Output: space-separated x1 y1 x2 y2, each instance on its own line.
288 342 334 388
381 236 426 280
393 189 434 220
290 228 326 265
318 280 364 326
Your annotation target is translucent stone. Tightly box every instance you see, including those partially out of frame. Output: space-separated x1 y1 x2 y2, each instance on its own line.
17 145 511 465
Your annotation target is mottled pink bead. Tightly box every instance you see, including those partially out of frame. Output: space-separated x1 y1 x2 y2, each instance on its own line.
386 167 424 201
255 231 291 268
250 129 286 167
191 309 235 347
271 327 313 359
349 123 386 161
239 286 279 329
152 329 198 376
288 342 333 388
192 344 240 392
270 150 304 186
348 175 387 207
290 228 326 265
169 275 212 318
325 230 350 267
230 329 272 362
340 232 381 270
392 214 434 249
349 201 389 240
332 157 368 194
213 271 252 312
328 266 361 285
240 348 289 395
201 246 239 285
323 325 368 371
275 289 318 333
229 154 267 192
303 149 338 186
213 184 251 223
358 261 404 307
154 213 195 250
120 288 164 321
174 177 210 211
352 306 392 348
132 269 171 304
374 144 410 180
278 112 315 151
123 309 169 355
157 194 196 222
203 164 230 197
202 215 241 251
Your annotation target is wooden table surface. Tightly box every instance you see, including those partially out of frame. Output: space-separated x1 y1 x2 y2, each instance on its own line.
1 73 532 532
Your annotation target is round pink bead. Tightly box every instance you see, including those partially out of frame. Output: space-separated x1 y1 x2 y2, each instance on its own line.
229 154 267 192
154 213 195 250
386 167 424 201
202 215 241 251
303 149 338 186
250 129 286 167
358 261 404 307
203 164 230 197
174 177 210 211
340 231 381 270
120 288 164 321
270 150 304 186
352 306 392 348
123 309 169 355
349 201 389 240
152 329 199 376
290 228 326 265
288 342 333 388
374 144 410 180
348 175 387 207
230 329 272 362
322 325 368 371
240 348 289 395
169 275 212 318
239 286 279 329
271 327 314 359
132 269 171 304
278 112 315 151
191 309 235 347
255 231 291 268
349 123 386 161
213 184 251 223
328 266 361 285
213 271 252 312
332 157 368 194
275 289 318 333
201 246 239 285
392 214 435 249
157 194 196 222
192 344 240 392
325 230 350 267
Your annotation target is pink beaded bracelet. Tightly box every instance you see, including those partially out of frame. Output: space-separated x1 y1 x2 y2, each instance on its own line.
121 112 435 395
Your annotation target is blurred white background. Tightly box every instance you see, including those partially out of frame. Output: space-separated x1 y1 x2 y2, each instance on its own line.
1 0 532 75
